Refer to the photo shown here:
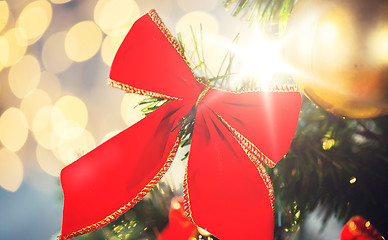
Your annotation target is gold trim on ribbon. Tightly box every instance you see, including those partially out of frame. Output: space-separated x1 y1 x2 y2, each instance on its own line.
216 114 276 168
216 114 275 209
108 79 182 100
216 84 300 95
182 169 195 225
60 136 182 240
148 9 200 85
195 79 212 107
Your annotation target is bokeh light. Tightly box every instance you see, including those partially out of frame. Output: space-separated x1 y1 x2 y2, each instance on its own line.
101 130 121 143
56 129 95 164
0 108 28 152
177 0 218 12
101 33 126 66
65 21 102 62
0 36 8 71
36 144 64 177
2 27 28 67
0 148 24 192
51 95 88 140
16 0 52 45
20 89 52 127
176 11 220 42
120 93 146 126
32 106 61 150
176 11 229 75
39 71 62 100
42 31 73 73
50 0 72 4
8 54 41 98
349 176 357 184
94 0 140 35
0 1 9 33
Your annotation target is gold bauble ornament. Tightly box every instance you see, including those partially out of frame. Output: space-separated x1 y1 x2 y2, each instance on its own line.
284 0 388 118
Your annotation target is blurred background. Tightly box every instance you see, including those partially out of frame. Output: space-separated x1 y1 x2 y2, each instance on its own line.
0 0 387 240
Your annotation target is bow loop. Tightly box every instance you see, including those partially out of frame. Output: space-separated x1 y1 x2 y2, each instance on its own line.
109 10 203 102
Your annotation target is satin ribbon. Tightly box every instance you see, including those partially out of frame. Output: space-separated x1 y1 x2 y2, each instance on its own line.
59 9 302 240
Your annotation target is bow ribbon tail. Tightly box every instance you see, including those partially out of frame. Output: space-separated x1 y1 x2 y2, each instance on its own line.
183 88 302 240
184 106 275 240
59 100 190 240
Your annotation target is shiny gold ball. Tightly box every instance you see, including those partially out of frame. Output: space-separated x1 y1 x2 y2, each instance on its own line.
284 0 388 118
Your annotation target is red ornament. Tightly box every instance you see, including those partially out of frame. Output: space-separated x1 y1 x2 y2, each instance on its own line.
340 216 383 240
58 10 302 240
157 197 198 240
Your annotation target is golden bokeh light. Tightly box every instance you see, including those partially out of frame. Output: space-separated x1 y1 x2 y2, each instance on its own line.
8 54 41 98
56 129 95 165
50 0 72 4
20 89 52 127
177 0 218 12
51 95 88 139
39 71 62 100
65 21 103 62
32 106 61 150
322 137 335 150
101 33 126 66
16 0 52 45
2 28 28 67
349 176 357 184
176 11 220 41
101 130 121 143
94 0 140 35
120 93 146 126
0 108 28 152
176 11 227 75
0 1 9 33
36 144 64 177
0 36 8 71
0 148 24 192
42 31 73 73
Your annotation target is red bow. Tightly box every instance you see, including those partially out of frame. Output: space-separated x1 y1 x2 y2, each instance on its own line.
59 10 302 240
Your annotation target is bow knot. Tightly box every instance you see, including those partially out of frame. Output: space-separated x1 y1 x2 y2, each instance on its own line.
195 82 212 107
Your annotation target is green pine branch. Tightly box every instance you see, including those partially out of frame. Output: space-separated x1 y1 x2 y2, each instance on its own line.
223 0 296 32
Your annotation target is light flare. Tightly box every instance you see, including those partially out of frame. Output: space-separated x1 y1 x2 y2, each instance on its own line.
235 32 284 87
